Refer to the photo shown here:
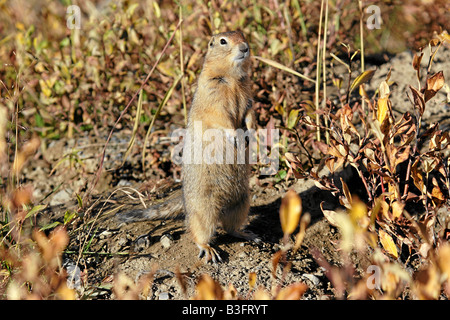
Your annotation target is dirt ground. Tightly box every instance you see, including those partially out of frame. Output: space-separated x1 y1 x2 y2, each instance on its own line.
29 46 449 299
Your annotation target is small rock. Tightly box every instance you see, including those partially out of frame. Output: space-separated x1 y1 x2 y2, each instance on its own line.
50 189 73 206
159 292 170 300
99 230 112 239
63 260 82 290
238 251 247 258
160 234 173 248
134 235 152 251
111 236 128 253
303 273 320 286
116 179 132 187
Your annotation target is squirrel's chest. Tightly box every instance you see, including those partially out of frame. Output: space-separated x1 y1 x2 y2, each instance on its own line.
191 81 250 129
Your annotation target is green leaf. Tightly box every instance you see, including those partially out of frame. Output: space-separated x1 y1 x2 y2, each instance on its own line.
35 113 44 128
64 210 77 225
24 204 47 221
83 227 98 253
40 221 62 231
287 109 300 129
76 193 83 208
59 37 70 48
275 170 287 182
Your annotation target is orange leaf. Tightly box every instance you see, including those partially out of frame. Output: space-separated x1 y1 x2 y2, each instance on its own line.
424 71 445 102
276 283 308 300
279 190 302 235
411 158 425 194
431 185 445 201
437 244 450 277
394 145 411 168
194 274 223 300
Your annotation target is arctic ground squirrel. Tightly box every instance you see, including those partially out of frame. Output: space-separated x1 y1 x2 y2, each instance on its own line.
118 31 258 263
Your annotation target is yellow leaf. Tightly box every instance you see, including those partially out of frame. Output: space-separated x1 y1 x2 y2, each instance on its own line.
157 59 177 78
350 198 368 228
377 96 389 126
152 1 161 18
15 22 25 31
350 69 376 93
39 79 52 97
279 190 302 235
379 229 398 259
274 103 285 116
379 80 390 99
248 272 257 291
379 199 390 221
391 201 405 219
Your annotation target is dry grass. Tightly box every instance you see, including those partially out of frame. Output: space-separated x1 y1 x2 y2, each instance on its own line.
1 0 449 299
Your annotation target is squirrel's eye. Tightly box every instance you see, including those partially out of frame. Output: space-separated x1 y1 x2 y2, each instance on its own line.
220 38 227 45
209 41 213 47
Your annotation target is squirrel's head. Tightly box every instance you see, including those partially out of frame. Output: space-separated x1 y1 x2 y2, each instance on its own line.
204 31 250 78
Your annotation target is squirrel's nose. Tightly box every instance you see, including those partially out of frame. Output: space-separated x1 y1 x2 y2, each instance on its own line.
239 43 249 54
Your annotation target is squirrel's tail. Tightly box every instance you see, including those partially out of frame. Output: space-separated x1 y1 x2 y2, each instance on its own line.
117 189 184 222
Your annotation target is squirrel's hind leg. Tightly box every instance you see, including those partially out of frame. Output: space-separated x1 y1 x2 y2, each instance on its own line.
197 243 222 264
221 201 261 244
188 209 222 263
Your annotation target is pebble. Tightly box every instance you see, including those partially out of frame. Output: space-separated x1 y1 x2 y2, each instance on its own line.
160 234 173 248
117 179 132 187
302 273 320 286
99 230 112 239
50 188 73 206
158 292 170 300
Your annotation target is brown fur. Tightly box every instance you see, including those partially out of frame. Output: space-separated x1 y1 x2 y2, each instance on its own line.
118 31 256 263
182 31 256 262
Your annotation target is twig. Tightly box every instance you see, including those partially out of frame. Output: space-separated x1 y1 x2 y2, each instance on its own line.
322 0 329 144
315 0 325 142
